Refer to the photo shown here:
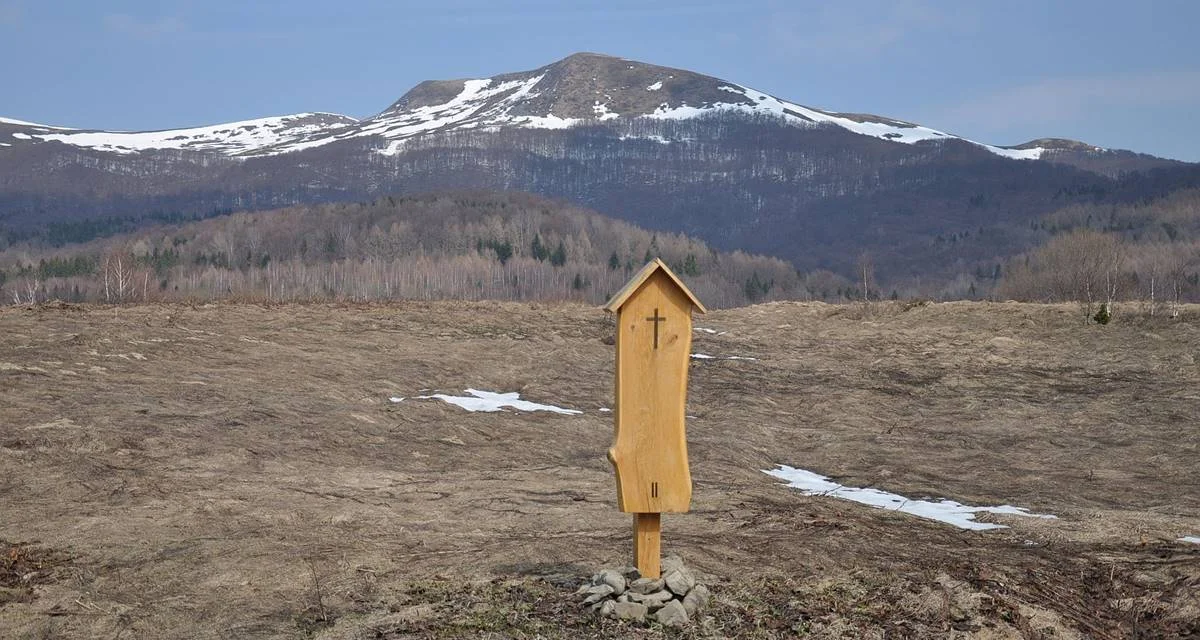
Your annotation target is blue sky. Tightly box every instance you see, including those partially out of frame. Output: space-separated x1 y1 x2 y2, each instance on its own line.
3 0 1198 161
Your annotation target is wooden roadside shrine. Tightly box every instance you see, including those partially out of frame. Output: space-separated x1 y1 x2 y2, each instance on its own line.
603 259 706 579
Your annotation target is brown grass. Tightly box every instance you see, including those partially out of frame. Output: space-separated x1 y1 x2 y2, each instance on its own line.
0 300 1197 638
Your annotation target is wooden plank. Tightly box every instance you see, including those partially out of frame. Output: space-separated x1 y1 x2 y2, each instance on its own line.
608 269 694 513
633 513 661 579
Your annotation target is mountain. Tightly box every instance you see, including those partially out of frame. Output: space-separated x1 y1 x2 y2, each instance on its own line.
0 53 1047 160
2 52 1197 292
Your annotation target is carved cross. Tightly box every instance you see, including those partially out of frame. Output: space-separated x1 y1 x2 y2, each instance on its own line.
645 308 666 349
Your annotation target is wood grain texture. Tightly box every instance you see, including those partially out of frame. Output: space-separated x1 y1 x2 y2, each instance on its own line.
633 513 662 579
608 269 695 513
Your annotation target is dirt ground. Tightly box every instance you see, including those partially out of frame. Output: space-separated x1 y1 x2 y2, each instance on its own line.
1 300 1198 639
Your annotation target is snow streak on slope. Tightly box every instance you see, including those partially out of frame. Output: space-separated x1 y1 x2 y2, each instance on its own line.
8 113 357 156
0 116 73 129
646 84 1043 160
365 74 591 155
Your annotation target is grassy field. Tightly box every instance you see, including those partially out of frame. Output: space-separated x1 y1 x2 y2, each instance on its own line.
1 300 1198 638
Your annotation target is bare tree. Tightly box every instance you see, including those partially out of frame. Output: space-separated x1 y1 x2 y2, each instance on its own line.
11 278 41 305
857 251 874 302
998 230 1126 321
102 251 136 303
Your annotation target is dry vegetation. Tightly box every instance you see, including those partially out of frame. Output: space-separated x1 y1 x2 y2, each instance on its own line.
1 300 1198 638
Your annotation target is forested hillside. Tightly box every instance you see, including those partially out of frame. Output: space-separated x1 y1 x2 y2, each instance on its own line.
5 53 1198 298
986 188 1200 314
3 187 1197 310
0 192 802 308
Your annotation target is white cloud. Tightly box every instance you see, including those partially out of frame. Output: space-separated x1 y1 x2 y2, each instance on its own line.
104 14 185 38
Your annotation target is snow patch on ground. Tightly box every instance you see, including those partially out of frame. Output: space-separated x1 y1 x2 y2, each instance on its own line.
764 465 1056 531
647 103 713 120
417 389 581 414
592 103 620 120
617 133 671 144
1180 536 1200 544
693 327 727 335
509 113 581 129
646 81 663 91
692 353 756 361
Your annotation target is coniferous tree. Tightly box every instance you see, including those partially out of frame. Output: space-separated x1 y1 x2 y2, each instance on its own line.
531 233 549 261
683 253 698 276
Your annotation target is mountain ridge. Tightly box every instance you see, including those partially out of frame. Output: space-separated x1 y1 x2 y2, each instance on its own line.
2 52 1152 163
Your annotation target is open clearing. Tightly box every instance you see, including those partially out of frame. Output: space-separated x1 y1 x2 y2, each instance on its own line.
1 300 1198 638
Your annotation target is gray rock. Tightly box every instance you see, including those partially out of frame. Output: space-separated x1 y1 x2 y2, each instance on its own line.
612 601 648 621
598 569 627 595
620 565 641 580
628 577 665 594
661 554 686 575
629 589 674 607
655 599 689 627
682 583 710 615
599 600 616 618
581 584 614 605
664 569 696 596
616 593 631 603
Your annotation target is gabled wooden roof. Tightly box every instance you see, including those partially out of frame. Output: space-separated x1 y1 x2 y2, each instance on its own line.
603 258 707 314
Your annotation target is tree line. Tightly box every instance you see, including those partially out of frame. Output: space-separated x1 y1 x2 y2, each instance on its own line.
3 187 1196 311
0 191 802 308
932 187 1200 314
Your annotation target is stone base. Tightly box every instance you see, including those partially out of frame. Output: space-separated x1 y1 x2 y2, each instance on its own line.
575 555 711 626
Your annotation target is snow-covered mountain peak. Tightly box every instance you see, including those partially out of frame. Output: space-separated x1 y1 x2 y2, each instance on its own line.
1 53 1075 160
353 53 1045 159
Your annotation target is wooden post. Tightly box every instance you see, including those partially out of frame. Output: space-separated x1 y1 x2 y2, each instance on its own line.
603 259 706 578
634 513 662 578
